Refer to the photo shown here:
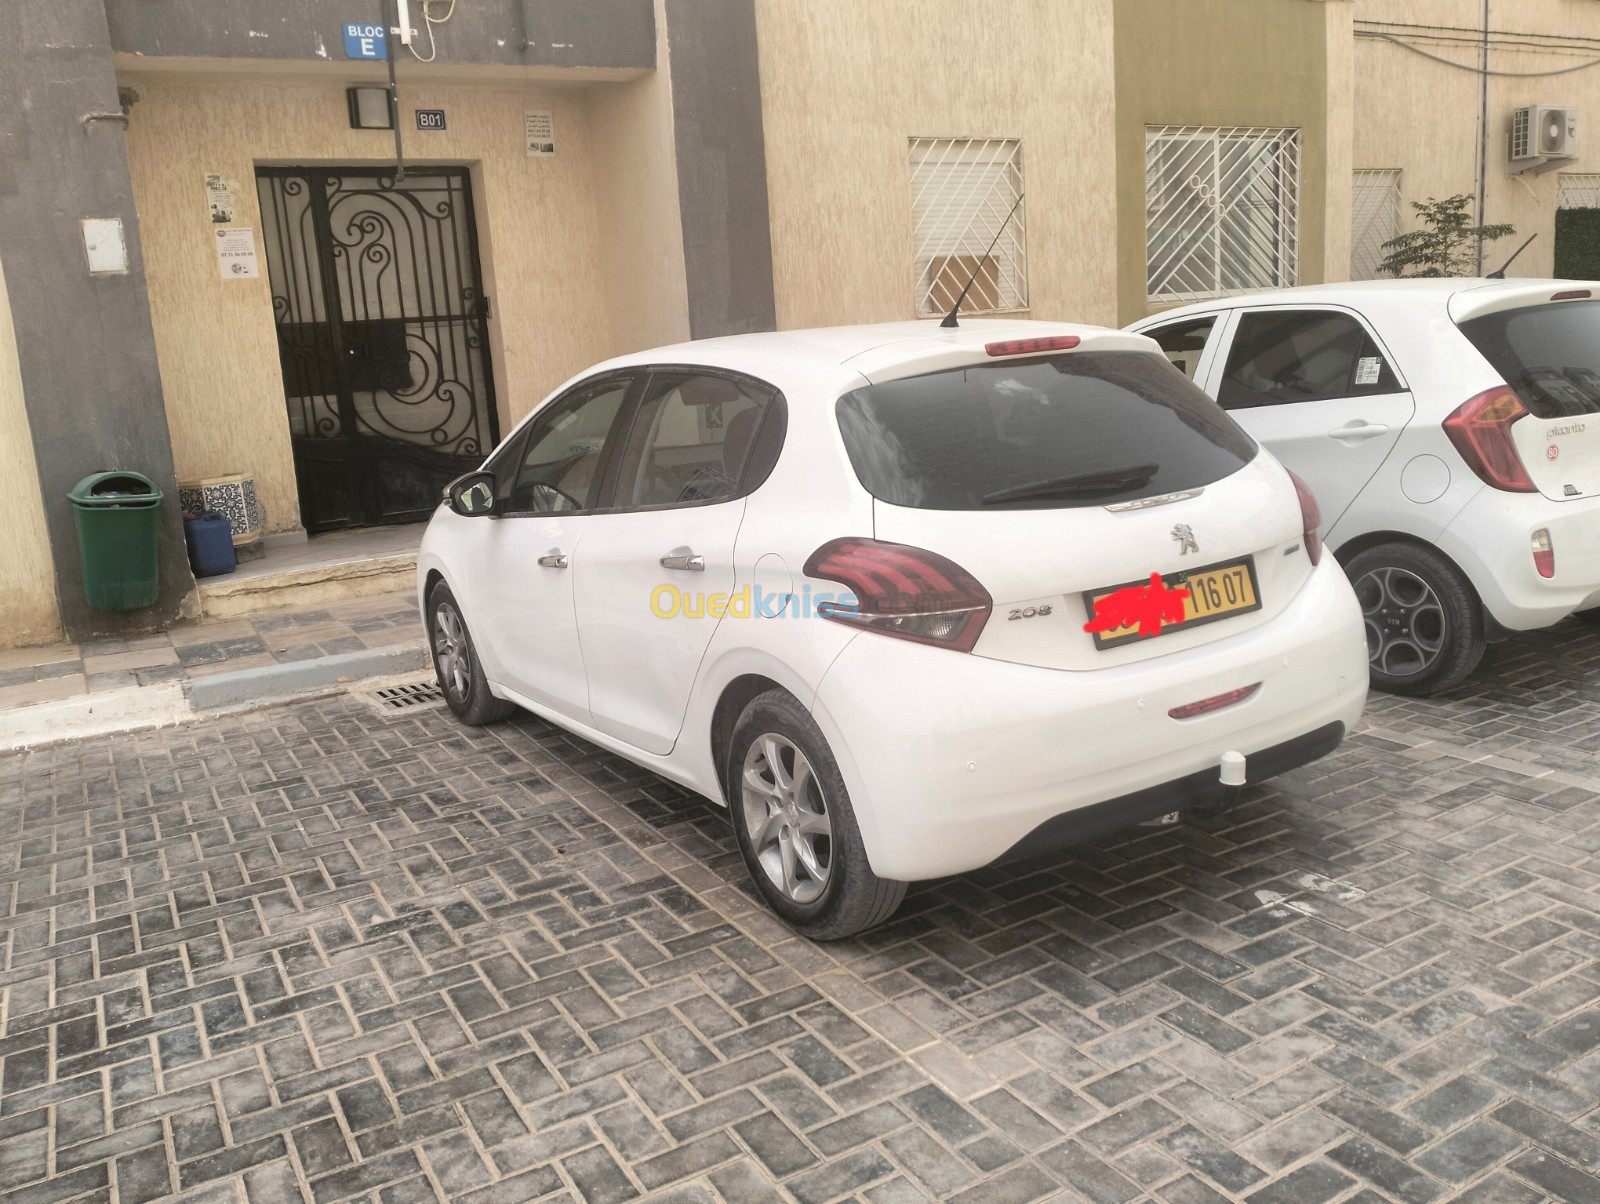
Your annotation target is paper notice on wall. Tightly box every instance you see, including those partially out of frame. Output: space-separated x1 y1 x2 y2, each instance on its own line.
205 173 238 224
525 110 555 156
214 226 261 280
1354 356 1382 387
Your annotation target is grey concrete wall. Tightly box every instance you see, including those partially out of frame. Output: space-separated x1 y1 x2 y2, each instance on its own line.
665 0 777 338
105 0 655 70
0 1 195 640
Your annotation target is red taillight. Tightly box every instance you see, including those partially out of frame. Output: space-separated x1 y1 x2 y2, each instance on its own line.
1286 469 1323 566
984 336 1081 357
803 537 992 652
1533 528 1555 578
1168 683 1261 720
1552 290 1592 301
1443 386 1536 492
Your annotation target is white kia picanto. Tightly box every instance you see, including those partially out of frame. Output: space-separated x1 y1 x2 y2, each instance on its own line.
418 321 1368 938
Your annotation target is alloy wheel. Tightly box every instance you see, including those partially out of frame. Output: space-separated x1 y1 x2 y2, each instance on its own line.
741 733 833 904
1355 565 1446 678
433 603 472 699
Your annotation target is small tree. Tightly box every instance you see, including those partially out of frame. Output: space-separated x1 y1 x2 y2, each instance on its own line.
1379 194 1515 278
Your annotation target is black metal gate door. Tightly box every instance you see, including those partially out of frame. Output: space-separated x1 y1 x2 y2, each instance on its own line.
257 168 499 532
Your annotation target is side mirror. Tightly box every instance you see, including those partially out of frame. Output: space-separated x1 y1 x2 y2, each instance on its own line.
445 471 497 517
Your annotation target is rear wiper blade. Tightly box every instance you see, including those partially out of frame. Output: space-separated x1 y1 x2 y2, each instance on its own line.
982 464 1158 506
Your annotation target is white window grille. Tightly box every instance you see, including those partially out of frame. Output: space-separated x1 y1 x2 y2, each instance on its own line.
909 138 1027 318
1146 125 1300 304
1351 169 1403 280
1558 173 1600 209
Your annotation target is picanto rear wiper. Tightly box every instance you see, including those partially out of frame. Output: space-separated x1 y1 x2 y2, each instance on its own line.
981 464 1159 505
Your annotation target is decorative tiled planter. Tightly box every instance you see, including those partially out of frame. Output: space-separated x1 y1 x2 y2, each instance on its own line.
177 473 264 547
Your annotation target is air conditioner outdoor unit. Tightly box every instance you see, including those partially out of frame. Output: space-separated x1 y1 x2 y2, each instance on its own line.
1509 105 1577 174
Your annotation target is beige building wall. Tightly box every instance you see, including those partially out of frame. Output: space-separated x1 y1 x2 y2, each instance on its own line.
122 72 637 535
1116 0 1350 324
0 254 64 649
754 0 1120 331
589 0 692 355
1354 0 1600 279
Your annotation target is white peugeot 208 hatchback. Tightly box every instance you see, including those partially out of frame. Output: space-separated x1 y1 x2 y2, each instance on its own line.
418 320 1368 938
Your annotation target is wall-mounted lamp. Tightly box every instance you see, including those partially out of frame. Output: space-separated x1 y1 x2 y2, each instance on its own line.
347 86 393 130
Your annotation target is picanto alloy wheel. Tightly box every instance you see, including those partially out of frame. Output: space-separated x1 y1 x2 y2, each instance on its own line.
727 689 905 939
1345 542 1485 696
427 581 515 725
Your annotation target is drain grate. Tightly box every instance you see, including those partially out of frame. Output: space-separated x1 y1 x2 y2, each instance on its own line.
363 678 445 714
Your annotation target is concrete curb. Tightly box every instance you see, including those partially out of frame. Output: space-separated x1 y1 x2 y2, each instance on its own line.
186 644 430 711
0 644 434 752
0 683 190 752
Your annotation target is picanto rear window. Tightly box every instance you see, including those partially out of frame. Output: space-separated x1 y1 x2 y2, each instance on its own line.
1458 300 1600 419
836 351 1258 511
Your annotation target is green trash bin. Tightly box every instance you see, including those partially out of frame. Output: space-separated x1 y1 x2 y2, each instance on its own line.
68 470 164 611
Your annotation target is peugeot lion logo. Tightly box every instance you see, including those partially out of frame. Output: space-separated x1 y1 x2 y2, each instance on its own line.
1171 523 1198 556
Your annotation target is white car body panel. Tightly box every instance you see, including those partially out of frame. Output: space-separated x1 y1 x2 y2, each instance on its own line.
1131 279 1600 629
419 318 1367 884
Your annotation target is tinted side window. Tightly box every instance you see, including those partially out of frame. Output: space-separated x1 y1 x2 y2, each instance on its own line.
614 374 772 508
837 352 1256 511
1147 317 1216 381
1218 310 1400 409
506 377 631 513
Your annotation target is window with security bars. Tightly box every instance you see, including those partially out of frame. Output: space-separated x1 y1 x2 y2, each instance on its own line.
1351 169 1402 280
1559 173 1600 209
1146 125 1300 304
910 138 1026 317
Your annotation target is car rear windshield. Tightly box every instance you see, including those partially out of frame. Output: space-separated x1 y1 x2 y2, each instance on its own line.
836 351 1257 510
1458 300 1600 419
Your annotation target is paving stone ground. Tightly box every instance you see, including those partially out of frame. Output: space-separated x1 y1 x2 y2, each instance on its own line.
3 617 1600 1203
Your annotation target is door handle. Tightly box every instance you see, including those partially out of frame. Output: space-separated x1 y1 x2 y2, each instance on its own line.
659 549 705 572
537 550 569 569
1329 421 1390 441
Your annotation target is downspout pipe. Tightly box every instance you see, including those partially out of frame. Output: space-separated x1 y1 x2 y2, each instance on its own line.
1475 0 1490 274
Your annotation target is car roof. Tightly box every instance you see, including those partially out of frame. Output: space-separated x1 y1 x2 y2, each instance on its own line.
1131 278 1600 328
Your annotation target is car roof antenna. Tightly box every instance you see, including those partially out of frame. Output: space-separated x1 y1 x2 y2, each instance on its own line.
1486 233 1536 280
940 192 1025 329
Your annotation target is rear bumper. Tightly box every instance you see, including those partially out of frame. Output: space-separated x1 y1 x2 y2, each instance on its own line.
811 556 1368 881
1438 488 1600 628
998 722 1344 863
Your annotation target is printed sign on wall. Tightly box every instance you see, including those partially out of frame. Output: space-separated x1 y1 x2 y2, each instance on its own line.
215 227 261 280
525 111 555 156
205 173 237 224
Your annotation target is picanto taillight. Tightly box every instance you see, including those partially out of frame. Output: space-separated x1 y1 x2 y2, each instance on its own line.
1443 387 1537 492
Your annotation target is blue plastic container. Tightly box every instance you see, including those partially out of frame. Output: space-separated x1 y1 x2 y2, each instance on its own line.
183 511 237 577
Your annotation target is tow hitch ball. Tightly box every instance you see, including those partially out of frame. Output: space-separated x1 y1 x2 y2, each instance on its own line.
1195 750 1246 819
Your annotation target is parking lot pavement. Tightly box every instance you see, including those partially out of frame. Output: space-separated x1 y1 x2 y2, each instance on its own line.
2 623 1600 1204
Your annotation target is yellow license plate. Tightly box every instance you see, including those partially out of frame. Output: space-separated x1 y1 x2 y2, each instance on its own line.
1085 557 1262 650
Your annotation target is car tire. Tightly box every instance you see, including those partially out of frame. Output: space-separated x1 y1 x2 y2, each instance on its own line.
427 581 515 725
726 690 906 940
1345 542 1485 696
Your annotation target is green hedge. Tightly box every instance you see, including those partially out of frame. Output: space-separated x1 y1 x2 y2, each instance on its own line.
1555 208 1600 281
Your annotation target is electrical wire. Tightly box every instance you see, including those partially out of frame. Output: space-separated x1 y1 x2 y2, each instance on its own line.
406 0 459 63
1359 31 1600 77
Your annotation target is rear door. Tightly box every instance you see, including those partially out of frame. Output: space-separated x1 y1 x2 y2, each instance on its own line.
1455 295 1600 500
1204 305 1414 527
574 370 781 755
